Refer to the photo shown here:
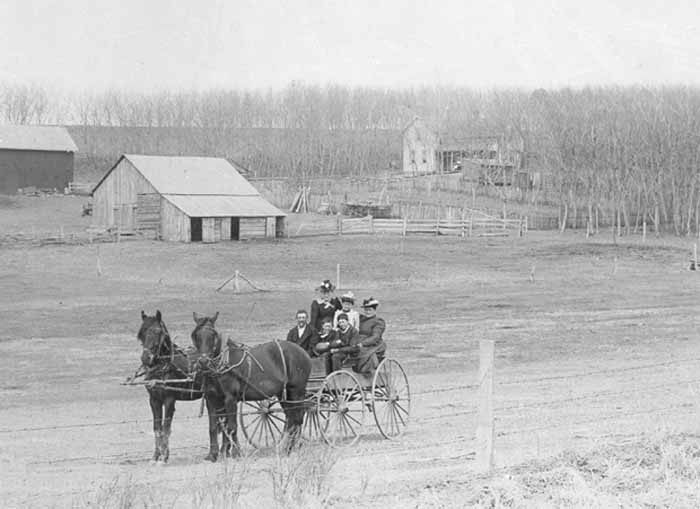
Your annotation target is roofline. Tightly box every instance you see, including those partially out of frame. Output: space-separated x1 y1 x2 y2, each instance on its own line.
0 147 77 153
161 194 286 218
91 154 126 195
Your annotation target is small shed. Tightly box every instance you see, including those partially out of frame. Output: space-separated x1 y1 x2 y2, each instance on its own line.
0 125 77 194
91 155 286 242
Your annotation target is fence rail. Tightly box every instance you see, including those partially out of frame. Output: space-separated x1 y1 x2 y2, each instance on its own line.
67 182 94 195
292 215 526 238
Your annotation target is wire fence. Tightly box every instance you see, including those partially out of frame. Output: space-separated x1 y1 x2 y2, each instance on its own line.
5 350 700 505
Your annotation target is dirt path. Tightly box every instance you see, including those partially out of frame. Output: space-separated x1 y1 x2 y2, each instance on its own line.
2 232 700 506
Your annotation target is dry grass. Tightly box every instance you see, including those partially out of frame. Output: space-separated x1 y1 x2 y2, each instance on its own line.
443 432 700 508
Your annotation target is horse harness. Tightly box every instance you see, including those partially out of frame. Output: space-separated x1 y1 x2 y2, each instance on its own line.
201 339 289 402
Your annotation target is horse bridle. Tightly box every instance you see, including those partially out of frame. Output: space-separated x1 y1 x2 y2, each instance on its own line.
142 320 173 366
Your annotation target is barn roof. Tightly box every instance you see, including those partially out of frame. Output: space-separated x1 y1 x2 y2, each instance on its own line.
164 195 284 217
123 154 260 195
0 125 78 152
94 154 285 217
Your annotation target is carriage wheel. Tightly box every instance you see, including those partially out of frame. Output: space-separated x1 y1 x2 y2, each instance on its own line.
300 395 325 443
239 398 286 449
317 370 366 447
371 358 410 439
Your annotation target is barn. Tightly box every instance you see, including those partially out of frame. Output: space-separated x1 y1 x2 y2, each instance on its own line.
0 125 77 194
91 154 286 242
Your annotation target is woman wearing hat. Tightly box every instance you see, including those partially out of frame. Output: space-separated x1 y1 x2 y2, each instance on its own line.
333 291 360 330
309 279 342 334
353 297 386 375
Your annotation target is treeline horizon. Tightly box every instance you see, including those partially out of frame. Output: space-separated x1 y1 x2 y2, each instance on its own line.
4 82 700 235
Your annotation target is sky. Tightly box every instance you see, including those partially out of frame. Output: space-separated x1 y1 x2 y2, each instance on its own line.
1 0 700 93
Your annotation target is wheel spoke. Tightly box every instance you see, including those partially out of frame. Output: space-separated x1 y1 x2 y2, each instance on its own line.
393 400 409 420
342 415 357 436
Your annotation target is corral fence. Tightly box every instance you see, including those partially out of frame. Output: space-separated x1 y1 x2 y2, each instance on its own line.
67 182 95 196
291 214 527 238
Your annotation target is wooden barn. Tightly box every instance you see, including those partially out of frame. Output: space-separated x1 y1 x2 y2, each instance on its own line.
91 155 286 242
0 125 77 194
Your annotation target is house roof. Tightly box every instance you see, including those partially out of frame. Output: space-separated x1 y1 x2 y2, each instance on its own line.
94 154 285 217
0 125 78 152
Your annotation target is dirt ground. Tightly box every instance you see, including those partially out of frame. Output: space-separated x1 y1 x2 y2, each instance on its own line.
2 220 700 507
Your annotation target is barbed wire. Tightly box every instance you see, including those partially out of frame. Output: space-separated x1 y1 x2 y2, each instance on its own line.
497 356 700 386
497 402 696 437
412 383 479 396
494 375 700 414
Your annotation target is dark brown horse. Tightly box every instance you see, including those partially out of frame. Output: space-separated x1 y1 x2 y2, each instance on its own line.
137 310 204 462
192 312 312 459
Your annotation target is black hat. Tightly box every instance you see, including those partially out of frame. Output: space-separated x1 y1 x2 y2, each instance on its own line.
337 313 349 321
362 297 379 308
316 279 336 293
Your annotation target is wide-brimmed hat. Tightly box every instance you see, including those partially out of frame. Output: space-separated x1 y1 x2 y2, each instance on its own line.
362 297 379 309
316 279 336 293
340 291 355 303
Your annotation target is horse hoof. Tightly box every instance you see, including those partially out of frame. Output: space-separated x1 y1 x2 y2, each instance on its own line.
204 453 218 462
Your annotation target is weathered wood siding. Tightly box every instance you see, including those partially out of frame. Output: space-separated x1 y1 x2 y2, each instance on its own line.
220 217 232 241
160 198 190 241
240 218 267 239
403 121 438 175
135 193 161 239
92 158 155 228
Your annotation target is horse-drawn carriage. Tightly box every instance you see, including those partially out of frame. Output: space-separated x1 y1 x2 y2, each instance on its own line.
239 354 410 449
129 311 410 462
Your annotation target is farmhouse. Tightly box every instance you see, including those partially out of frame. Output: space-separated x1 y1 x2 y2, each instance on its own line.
402 118 525 185
0 125 78 194
91 154 286 242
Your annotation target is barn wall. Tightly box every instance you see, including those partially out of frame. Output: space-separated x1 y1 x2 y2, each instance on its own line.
92 158 155 228
135 193 161 239
160 199 190 241
239 217 267 239
402 122 437 175
221 217 231 241
0 149 73 194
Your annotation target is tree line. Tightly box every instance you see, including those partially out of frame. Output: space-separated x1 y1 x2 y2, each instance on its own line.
3 82 700 234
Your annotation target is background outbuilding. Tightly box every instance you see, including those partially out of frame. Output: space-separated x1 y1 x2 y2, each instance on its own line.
91 154 286 242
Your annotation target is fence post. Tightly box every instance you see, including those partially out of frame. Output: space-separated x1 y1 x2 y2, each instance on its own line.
642 219 647 242
402 216 407 237
435 208 440 236
368 215 374 234
337 213 343 236
234 270 240 293
525 215 528 233
476 339 495 474
336 263 341 290
461 208 466 238
469 210 474 237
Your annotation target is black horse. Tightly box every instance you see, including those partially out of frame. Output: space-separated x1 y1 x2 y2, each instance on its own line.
191 312 312 459
137 310 204 462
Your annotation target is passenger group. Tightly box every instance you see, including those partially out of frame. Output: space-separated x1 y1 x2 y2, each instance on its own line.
285 279 386 375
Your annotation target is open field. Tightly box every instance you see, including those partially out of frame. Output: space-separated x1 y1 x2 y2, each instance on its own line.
2 202 700 506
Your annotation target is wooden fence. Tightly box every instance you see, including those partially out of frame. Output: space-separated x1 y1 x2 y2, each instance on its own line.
290 214 526 238
67 182 95 195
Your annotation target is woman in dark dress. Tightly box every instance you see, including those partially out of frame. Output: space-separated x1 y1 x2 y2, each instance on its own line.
309 279 341 333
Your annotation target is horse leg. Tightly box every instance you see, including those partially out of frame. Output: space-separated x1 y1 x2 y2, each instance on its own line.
204 396 220 462
281 393 306 454
149 392 163 462
161 397 176 462
224 395 241 457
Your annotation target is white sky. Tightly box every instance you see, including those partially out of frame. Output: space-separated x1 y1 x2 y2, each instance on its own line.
1 0 700 92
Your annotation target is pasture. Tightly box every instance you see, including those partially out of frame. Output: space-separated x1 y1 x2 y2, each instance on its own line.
2 208 700 506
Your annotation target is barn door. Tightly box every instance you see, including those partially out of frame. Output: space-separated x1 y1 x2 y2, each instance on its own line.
191 217 202 242
230 217 240 240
